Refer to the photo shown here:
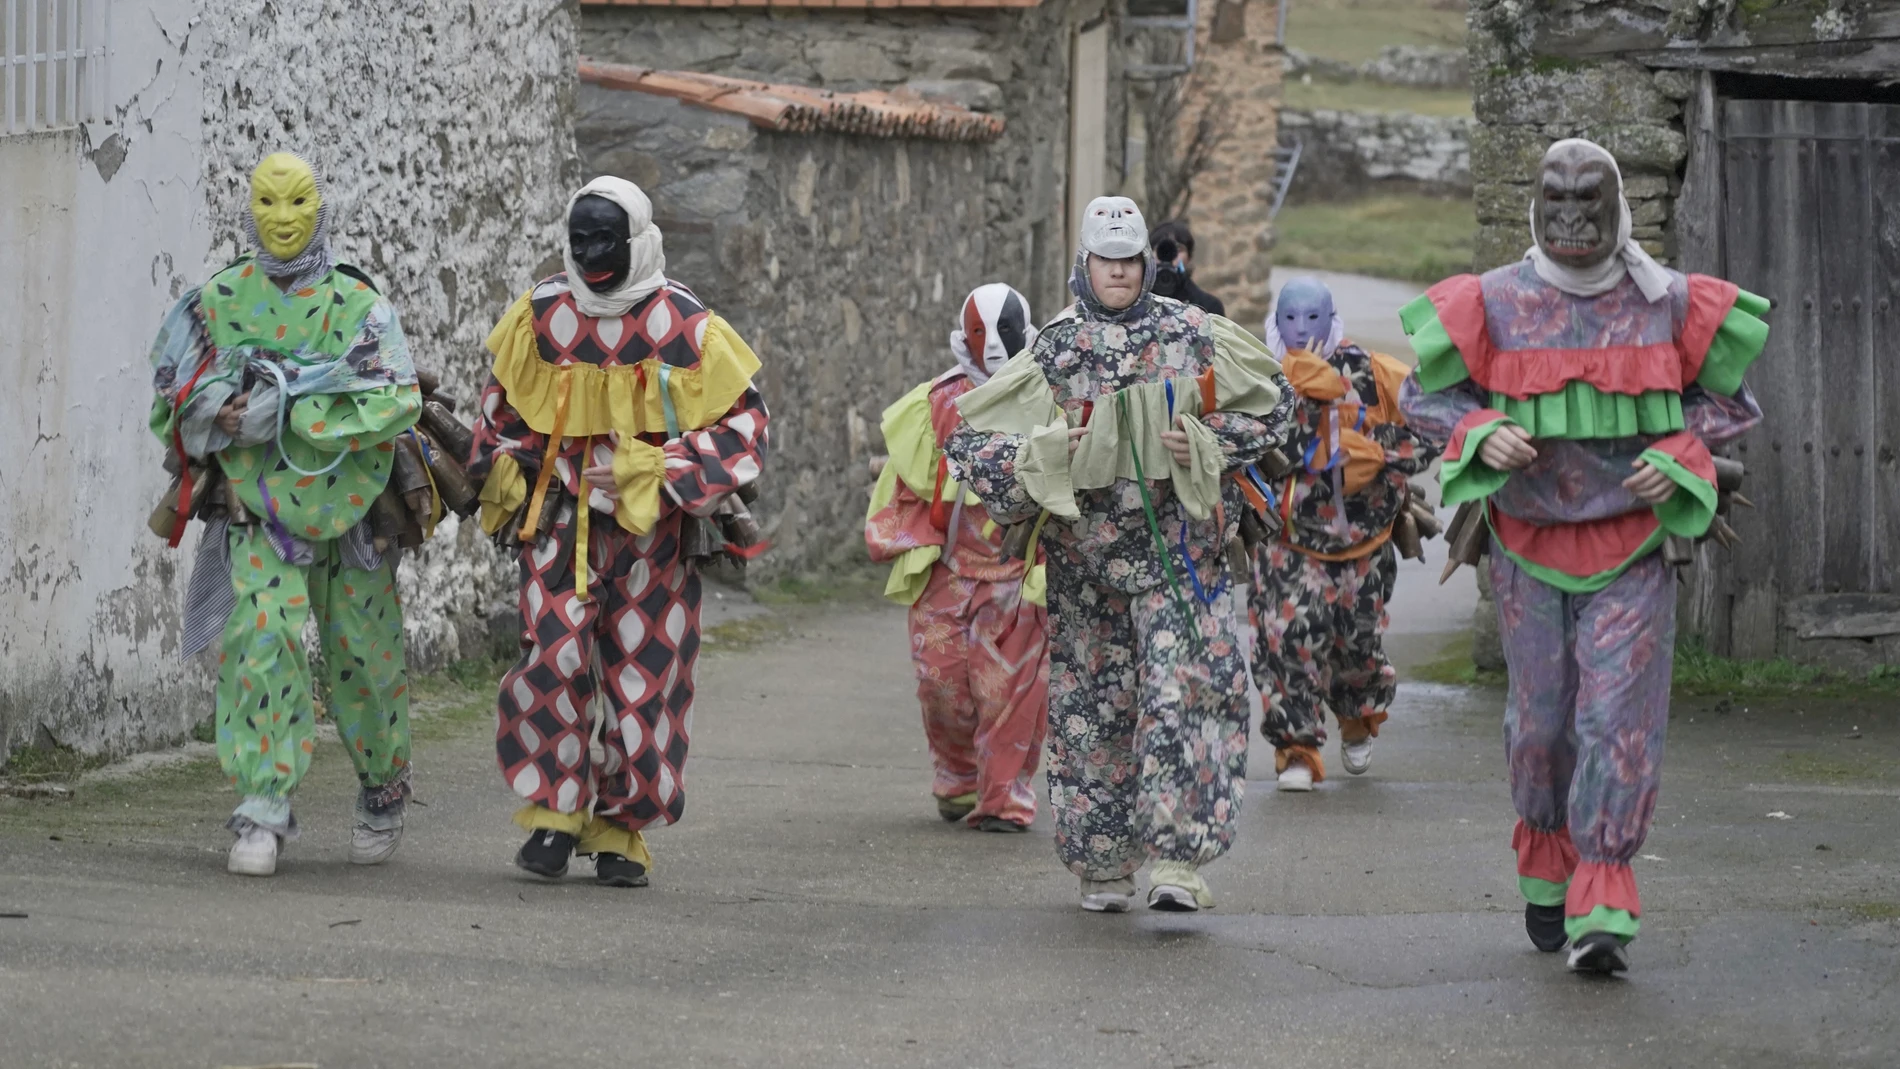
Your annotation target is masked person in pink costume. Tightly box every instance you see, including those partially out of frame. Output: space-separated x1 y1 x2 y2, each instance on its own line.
866 284 1051 832
1401 140 1768 973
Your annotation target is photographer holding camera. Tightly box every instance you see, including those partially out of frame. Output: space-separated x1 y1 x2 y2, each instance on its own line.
1149 219 1226 316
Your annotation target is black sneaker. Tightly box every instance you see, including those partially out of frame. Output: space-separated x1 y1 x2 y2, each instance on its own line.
515 830 576 878
976 816 1030 834
594 852 649 888
1526 903 1568 952
1567 931 1631 975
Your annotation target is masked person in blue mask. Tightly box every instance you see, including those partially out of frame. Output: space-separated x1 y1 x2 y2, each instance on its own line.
1249 277 1442 792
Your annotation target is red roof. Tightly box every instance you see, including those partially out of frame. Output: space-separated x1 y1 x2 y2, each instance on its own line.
579 61 1007 143
581 0 1041 8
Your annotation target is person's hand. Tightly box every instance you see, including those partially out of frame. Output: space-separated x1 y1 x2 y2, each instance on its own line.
214 392 251 436
1160 426 1193 467
1623 460 1677 504
582 463 618 494
1477 424 1537 471
1066 426 1089 456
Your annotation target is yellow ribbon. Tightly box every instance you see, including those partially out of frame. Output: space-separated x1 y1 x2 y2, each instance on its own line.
574 434 591 603
518 369 595 602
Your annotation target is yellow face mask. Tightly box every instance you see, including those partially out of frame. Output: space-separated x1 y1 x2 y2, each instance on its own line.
249 153 321 262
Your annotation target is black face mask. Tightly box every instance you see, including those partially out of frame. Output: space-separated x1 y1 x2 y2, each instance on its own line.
569 194 632 292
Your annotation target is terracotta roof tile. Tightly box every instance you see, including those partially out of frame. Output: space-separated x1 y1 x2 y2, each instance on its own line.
579 61 1007 143
580 0 1044 8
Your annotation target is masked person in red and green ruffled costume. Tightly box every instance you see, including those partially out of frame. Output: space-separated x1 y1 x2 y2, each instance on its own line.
865 283 1051 833
149 152 423 878
1399 139 1767 973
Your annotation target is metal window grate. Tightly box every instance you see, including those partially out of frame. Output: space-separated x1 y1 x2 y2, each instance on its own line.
2 0 107 137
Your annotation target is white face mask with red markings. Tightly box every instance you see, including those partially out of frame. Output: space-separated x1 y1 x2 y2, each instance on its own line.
949 283 1035 385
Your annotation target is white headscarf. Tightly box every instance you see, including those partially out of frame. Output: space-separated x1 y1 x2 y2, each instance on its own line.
564 176 668 318
1525 139 1673 304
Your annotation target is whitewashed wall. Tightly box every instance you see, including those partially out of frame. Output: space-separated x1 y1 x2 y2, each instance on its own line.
0 1 578 762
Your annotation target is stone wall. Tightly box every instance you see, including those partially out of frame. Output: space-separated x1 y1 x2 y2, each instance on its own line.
580 5 1086 323
0 1 576 765
1165 0 1285 328
1287 44 1469 89
578 84 1004 573
1279 107 1472 201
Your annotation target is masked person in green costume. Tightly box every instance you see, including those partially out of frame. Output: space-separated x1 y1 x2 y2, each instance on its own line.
149 153 422 878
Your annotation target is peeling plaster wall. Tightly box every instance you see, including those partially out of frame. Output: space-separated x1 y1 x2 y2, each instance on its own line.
0 1 578 765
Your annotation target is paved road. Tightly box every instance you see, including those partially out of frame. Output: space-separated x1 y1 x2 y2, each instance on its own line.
2 580 1896 1068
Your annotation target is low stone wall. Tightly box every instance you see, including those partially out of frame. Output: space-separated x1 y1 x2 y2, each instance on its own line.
1279 107 1472 201
1285 45 1469 89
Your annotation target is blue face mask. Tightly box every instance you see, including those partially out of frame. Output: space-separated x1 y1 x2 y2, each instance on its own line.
1275 277 1336 354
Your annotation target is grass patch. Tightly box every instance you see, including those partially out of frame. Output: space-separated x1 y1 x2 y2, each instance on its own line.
1778 751 1890 786
1673 641 1900 700
1847 902 1900 922
1286 0 1467 64
0 745 110 784
750 565 888 608
1283 77 1473 118
1409 632 1505 687
1274 194 1476 284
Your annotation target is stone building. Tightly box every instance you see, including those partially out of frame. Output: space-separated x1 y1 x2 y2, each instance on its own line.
0 1 576 762
1467 0 1900 665
575 0 1141 572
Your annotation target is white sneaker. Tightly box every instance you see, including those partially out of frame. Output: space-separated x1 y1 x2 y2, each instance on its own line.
1277 764 1315 792
1341 739 1374 776
1147 861 1214 911
227 826 279 877
350 822 403 866
1080 876 1137 913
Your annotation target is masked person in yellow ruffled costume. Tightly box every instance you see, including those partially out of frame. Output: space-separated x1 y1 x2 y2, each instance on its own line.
945 198 1293 913
148 153 423 878
865 284 1052 833
467 177 769 888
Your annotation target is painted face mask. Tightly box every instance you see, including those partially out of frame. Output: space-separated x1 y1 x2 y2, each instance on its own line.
1534 141 1620 271
250 153 322 262
1273 276 1338 355
568 193 633 293
951 283 1034 384
1069 196 1157 322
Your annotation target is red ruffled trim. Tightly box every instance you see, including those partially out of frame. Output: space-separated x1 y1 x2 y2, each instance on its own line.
1567 860 1642 918
1486 342 1685 401
1490 506 1660 576
1427 275 1493 386
1512 821 1580 884
1647 431 1717 484
1677 274 1741 379
1436 272 1733 400
1445 408 1509 463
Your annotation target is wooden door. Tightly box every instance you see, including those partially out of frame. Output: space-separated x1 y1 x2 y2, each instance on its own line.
1715 99 1900 655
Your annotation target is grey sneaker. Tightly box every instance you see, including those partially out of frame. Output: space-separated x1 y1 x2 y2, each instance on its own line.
1341 738 1374 775
1147 861 1214 911
349 821 403 866
227 826 279 877
1080 876 1137 913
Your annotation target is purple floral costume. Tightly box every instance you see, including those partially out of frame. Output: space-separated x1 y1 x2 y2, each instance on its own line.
1401 260 1767 944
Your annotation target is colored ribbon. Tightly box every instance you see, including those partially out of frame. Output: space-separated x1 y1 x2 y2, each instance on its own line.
1118 391 1202 652
518 368 573 541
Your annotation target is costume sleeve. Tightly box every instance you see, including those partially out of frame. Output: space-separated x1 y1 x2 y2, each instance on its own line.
659 385 769 516
944 425 1040 525
1370 418 1444 477
1202 372 1293 473
466 373 547 481
1400 372 1517 504
287 383 422 454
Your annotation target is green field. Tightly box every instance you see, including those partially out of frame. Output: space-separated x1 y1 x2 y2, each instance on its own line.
1273 193 1477 283
1283 77 1473 118
1285 0 1468 63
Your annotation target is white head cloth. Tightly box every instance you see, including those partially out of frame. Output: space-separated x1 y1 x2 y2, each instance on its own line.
564 176 668 318
1078 196 1149 259
1525 139 1673 304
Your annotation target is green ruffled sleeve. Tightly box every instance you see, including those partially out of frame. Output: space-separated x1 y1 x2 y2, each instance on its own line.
1639 446 1720 539
1400 292 1470 392
1440 415 1517 506
1696 288 1770 397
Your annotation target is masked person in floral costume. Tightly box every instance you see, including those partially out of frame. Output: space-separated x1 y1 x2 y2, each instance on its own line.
149 152 422 878
1250 278 1442 792
866 284 1050 832
1400 140 1767 973
468 177 769 888
947 197 1291 912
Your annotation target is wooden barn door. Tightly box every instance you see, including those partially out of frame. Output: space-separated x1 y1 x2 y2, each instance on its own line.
1711 99 1900 657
